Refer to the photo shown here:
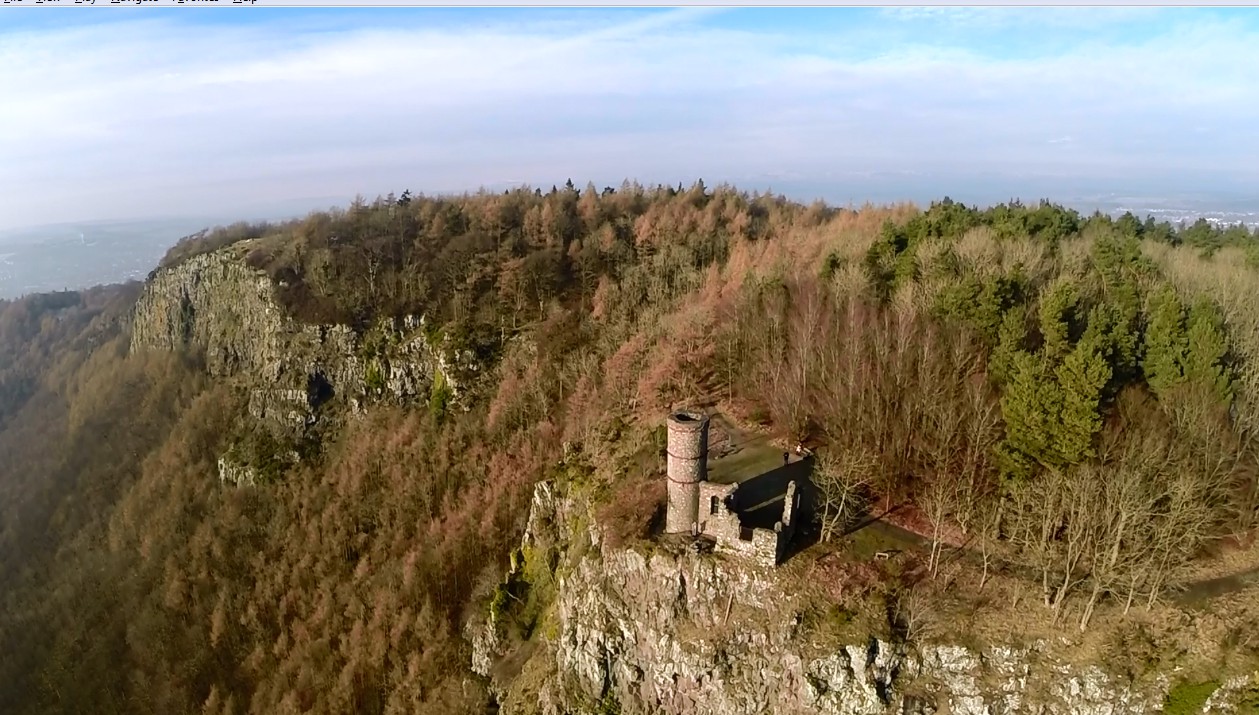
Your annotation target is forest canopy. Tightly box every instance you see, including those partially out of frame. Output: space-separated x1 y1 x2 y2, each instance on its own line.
2 182 1259 714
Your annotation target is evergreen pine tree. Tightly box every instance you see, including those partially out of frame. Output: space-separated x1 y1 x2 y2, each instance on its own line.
1038 279 1077 362
989 305 1027 384
1079 302 1137 395
1183 297 1233 405
1051 336 1112 465
999 351 1062 477
1142 284 1188 399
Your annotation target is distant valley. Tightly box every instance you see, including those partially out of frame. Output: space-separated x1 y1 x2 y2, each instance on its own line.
0 218 210 299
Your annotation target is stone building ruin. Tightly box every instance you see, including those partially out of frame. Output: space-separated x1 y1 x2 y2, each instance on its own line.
664 410 804 567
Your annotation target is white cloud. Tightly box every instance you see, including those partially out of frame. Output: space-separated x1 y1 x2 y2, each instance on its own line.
879 6 1161 31
0 10 1256 229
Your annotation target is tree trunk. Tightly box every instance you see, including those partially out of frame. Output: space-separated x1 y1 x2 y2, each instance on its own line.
1080 584 1101 631
929 522 942 578
1053 567 1075 616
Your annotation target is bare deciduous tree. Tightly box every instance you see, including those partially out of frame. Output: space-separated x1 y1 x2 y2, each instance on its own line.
814 447 878 542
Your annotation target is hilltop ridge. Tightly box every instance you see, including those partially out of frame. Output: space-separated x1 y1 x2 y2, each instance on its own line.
1 184 1258 714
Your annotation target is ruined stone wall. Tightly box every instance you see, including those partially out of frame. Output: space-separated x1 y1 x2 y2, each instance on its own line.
714 524 779 565
774 481 799 564
665 411 708 534
696 482 739 542
695 481 791 568
248 388 312 437
217 456 259 487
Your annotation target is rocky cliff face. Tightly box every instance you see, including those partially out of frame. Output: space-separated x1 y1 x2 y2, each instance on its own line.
131 241 477 433
473 482 1255 715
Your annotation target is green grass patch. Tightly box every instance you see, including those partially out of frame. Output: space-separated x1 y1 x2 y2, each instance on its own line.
841 521 925 561
707 439 782 484
1163 680 1220 715
799 601 853 638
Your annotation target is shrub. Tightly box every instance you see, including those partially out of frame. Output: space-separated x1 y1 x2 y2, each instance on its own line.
597 478 665 549
429 370 452 420
364 360 386 394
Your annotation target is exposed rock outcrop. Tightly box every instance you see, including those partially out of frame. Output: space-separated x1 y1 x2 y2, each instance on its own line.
473 481 1245 715
131 241 477 436
216 455 261 488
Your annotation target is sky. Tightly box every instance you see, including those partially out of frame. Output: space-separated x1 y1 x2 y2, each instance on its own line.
1 7 1258 231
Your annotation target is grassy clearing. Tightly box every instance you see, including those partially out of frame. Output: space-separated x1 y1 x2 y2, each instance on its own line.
707 440 785 484
839 520 929 560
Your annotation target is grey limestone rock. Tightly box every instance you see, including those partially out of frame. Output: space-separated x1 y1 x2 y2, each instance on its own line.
131 240 475 431
475 481 1239 715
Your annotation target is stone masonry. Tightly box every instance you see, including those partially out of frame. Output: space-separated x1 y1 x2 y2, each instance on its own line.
664 411 801 567
665 411 708 534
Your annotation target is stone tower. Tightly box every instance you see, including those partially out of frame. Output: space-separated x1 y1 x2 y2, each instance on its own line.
665 410 710 534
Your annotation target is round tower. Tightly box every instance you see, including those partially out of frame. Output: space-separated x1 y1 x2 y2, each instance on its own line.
665 410 710 534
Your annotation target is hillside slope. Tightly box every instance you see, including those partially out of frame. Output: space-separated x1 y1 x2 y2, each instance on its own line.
1 183 1258 714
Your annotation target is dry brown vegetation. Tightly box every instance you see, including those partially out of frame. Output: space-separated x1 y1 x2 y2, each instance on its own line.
2 186 1259 713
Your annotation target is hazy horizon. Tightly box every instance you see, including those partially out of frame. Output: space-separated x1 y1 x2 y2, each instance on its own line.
2 183 1257 301
3 175 1256 239
3 7 1259 234
4 6 1259 297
